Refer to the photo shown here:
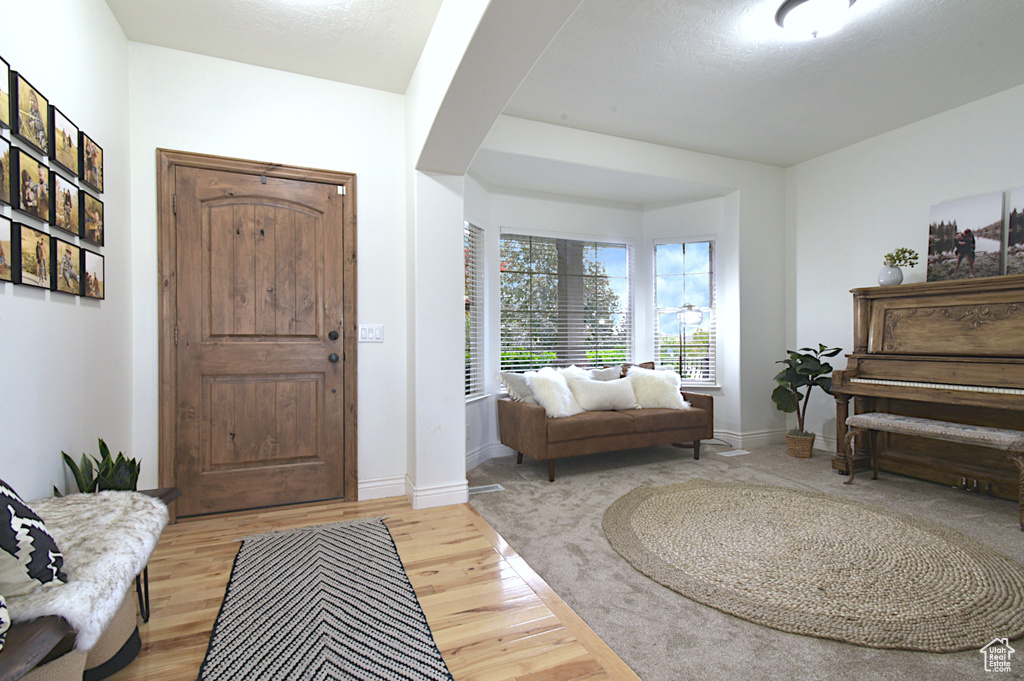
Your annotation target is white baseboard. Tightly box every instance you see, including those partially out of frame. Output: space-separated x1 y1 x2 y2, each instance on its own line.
467 442 515 471
357 475 406 501
715 428 788 450
405 476 469 510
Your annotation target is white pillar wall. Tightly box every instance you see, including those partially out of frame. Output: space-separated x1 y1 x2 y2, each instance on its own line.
406 171 470 508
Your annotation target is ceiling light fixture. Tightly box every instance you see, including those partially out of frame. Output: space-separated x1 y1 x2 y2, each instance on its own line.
776 0 856 38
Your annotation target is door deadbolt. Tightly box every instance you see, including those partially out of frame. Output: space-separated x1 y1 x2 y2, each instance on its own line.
328 353 340 363
328 331 339 341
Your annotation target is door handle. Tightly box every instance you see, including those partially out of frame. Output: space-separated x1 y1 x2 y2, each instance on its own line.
328 331 339 341
328 353 340 363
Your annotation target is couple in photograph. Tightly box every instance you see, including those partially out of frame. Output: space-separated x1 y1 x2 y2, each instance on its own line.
953 229 976 278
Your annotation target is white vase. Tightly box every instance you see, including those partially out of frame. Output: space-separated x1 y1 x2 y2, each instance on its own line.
878 265 903 286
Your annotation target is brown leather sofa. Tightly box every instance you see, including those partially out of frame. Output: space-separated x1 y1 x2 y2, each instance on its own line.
497 392 713 481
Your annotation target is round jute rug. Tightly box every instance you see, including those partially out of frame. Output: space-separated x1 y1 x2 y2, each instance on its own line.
602 479 1024 652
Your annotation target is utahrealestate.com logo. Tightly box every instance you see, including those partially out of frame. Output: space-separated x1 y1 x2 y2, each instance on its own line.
980 638 1015 673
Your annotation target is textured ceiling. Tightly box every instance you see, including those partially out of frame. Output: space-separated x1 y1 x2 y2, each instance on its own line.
106 0 1024 199
504 0 1024 167
105 0 444 94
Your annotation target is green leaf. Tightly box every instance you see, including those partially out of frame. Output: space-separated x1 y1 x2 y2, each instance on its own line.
62 451 97 493
772 384 798 413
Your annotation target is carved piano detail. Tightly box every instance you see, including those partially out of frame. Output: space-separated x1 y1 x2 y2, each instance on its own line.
832 274 1024 501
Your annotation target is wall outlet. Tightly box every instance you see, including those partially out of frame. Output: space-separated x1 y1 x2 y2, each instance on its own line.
358 325 383 343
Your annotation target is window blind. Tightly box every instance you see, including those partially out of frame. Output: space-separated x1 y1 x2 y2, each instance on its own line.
653 240 716 385
464 222 484 397
500 233 633 373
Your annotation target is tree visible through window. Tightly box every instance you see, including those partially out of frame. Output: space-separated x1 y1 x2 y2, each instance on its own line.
500 234 632 372
654 241 716 384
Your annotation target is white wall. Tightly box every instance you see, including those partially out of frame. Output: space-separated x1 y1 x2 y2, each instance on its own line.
786 83 1024 447
0 0 132 501
126 44 409 492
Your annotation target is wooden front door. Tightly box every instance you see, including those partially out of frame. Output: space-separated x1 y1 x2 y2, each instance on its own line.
158 151 357 517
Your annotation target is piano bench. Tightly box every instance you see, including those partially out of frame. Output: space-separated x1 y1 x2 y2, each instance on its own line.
843 413 1024 530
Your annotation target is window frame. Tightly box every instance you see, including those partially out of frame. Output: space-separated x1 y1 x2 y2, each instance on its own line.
652 237 717 386
499 228 635 373
464 221 484 398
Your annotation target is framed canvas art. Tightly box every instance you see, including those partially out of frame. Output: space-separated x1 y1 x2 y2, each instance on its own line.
12 148 49 223
1008 186 1024 276
12 73 48 155
50 172 78 236
49 106 79 176
0 56 10 129
82 249 103 299
80 192 103 245
50 237 81 295
12 222 51 288
0 216 11 283
79 131 102 193
0 137 10 207
927 192 1004 281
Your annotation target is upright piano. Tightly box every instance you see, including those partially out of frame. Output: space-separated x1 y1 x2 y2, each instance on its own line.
831 274 1024 500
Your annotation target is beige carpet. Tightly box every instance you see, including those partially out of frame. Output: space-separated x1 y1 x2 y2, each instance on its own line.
603 479 1024 652
467 443 1024 681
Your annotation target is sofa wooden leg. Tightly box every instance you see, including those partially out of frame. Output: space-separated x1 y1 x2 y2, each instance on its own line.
693 440 700 460
516 451 523 465
548 460 555 482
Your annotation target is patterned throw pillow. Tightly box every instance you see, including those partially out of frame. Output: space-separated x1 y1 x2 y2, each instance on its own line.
0 593 8 652
0 480 67 597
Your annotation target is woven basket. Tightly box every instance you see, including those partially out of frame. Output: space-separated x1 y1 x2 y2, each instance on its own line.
786 433 815 458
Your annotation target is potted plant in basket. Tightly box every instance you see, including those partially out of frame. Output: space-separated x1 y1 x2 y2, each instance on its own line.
772 344 841 458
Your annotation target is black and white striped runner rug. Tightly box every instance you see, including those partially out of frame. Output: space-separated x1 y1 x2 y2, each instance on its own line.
198 517 454 681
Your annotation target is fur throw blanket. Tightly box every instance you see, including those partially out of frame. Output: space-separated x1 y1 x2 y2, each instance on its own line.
6 491 168 650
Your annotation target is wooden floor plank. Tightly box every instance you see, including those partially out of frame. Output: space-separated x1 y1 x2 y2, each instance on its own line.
104 496 639 681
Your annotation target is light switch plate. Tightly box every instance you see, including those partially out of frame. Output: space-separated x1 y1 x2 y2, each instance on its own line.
358 324 383 343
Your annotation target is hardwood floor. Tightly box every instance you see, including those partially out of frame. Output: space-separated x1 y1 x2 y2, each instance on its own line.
107 496 640 681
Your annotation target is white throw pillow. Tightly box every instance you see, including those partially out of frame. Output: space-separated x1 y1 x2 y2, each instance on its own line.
591 366 623 381
626 366 691 410
499 372 539 405
558 365 593 381
567 377 639 411
526 368 585 418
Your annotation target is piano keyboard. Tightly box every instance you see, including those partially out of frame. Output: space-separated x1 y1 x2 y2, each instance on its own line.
850 377 1024 396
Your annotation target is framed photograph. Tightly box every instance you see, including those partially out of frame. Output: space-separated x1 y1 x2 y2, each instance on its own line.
12 148 49 222
0 137 10 206
49 107 78 176
80 192 103 245
81 249 104 300
1008 186 1024 276
49 172 78 235
12 73 48 155
50 237 81 295
0 56 10 129
0 217 12 282
927 192 1005 281
50 237 79 294
79 132 102 193
12 222 51 289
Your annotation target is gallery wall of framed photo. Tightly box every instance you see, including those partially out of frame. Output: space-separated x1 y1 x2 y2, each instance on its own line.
0 53 105 300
